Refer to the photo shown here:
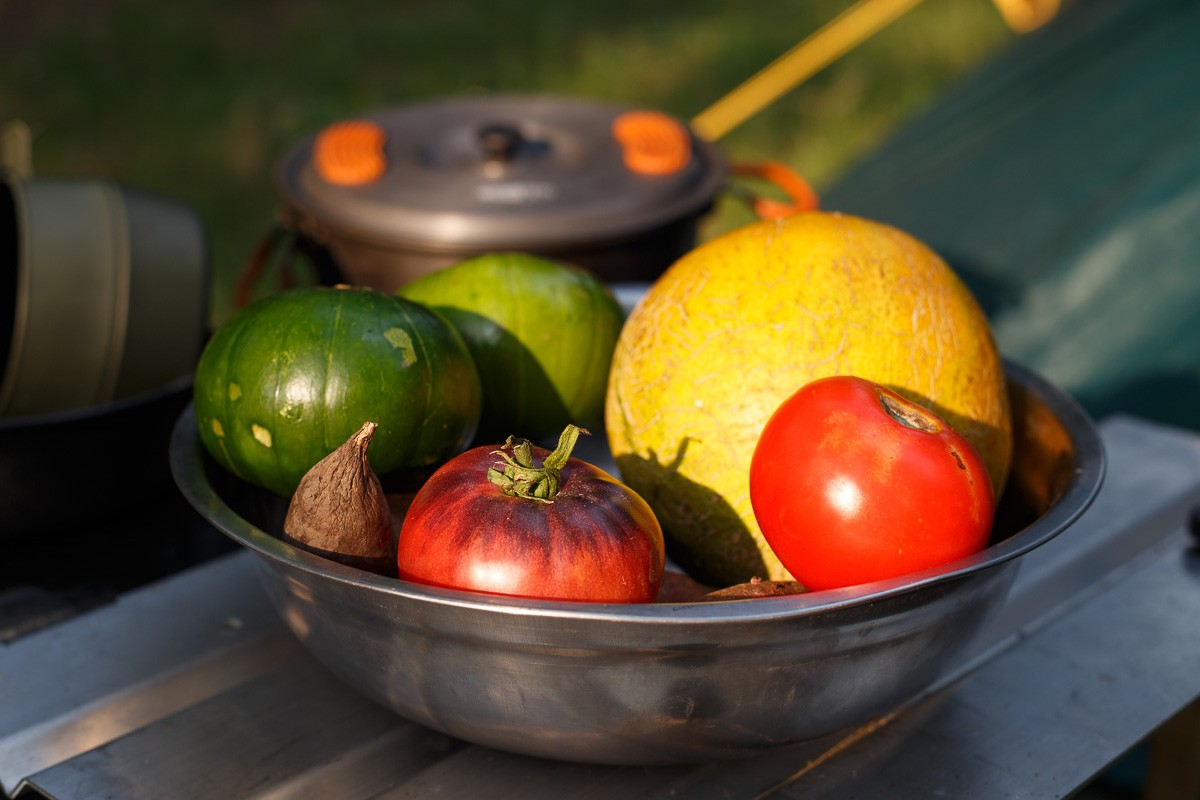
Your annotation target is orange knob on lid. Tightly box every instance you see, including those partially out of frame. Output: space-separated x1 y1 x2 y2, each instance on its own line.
611 110 692 176
314 120 387 185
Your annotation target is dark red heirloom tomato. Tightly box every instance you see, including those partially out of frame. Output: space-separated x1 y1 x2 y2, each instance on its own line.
396 425 665 603
749 375 996 592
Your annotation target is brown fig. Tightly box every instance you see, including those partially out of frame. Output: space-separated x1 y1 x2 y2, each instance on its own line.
283 421 396 576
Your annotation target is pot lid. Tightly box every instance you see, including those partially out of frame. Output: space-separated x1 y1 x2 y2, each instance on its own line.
275 94 728 251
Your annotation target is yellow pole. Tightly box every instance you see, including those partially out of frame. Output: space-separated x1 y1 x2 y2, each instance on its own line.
691 0 928 141
690 0 1060 142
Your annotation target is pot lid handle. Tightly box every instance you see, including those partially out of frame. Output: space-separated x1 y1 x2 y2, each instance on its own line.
611 110 692 176
730 160 820 218
314 120 388 186
478 123 525 163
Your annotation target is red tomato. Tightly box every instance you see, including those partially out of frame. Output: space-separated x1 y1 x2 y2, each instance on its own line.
749 376 996 592
397 426 665 603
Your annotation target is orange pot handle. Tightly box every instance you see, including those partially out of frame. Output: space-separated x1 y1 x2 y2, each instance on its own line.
233 224 299 310
731 160 820 218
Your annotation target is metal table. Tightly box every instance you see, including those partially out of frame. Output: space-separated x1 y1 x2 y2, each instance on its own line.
3 413 1199 799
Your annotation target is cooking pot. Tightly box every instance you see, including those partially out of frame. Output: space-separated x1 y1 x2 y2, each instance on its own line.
0 120 209 536
1 121 209 416
252 93 815 299
1 377 193 537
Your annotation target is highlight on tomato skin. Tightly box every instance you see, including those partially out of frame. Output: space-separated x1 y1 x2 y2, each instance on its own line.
396 425 666 603
748 375 996 592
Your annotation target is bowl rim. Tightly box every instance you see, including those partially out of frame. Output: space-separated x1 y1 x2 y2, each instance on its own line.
169 359 1105 624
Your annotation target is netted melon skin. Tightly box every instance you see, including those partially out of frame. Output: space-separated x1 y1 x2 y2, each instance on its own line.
605 212 1011 586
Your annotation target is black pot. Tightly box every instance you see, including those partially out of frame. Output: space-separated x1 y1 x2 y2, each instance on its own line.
0 376 193 538
272 94 730 292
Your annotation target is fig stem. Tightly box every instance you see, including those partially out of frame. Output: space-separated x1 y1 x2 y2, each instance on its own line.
487 424 589 502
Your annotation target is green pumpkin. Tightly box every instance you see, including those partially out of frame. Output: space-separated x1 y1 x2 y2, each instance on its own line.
398 253 625 443
193 286 481 496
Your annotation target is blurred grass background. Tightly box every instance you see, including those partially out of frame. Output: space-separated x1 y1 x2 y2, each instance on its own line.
1 0 1021 326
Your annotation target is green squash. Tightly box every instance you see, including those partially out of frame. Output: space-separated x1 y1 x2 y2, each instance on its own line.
398 253 624 443
193 286 481 496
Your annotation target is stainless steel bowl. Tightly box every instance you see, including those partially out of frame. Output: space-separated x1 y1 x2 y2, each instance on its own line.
169 361 1103 765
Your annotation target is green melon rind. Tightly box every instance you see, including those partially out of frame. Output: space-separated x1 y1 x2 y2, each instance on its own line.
193 286 481 496
399 253 624 442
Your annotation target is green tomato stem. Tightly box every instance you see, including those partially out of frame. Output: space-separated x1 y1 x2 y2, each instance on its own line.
487 424 589 502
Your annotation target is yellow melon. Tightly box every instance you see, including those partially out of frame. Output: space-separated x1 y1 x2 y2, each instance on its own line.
605 211 1011 586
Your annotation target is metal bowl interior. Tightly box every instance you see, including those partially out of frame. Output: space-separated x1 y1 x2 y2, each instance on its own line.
169 361 1104 765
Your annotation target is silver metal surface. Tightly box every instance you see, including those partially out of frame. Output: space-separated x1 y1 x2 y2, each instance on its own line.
3 415 1197 798
0 554 299 798
165 362 1104 765
22 659 461 800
